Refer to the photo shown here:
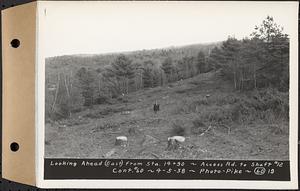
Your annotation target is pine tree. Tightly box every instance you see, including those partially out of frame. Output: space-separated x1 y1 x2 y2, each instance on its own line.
161 57 174 82
152 68 162 87
143 66 153 88
132 62 144 90
251 16 289 91
207 47 224 70
220 37 241 90
108 54 135 94
142 60 155 88
75 67 96 106
196 51 206 73
101 66 121 98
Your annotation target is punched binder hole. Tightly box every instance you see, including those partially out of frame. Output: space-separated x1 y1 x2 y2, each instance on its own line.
10 142 19 152
10 39 20 48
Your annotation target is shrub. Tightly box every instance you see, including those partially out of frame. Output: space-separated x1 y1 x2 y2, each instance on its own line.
231 102 256 123
194 98 209 106
47 99 72 121
170 119 189 136
172 99 198 114
117 96 129 103
215 94 239 105
95 94 111 104
84 106 130 118
175 89 186 94
71 107 84 113
95 120 118 131
172 88 288 126
244 89 289 122
206 105 234 124
191 118 207 134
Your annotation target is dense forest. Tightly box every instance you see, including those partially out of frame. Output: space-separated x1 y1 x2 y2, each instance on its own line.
45 16 289 121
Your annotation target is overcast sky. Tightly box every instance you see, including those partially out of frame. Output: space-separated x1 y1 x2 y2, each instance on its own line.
39 1 298 58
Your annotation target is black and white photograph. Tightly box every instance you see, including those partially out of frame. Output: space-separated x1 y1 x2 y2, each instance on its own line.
43 1 294 162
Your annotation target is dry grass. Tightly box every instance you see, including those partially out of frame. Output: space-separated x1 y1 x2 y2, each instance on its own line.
45 71 289 159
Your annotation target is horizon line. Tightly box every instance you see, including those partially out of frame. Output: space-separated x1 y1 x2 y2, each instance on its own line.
45 40 224 59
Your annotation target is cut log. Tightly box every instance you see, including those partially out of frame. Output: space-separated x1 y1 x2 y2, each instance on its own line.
167 136 185 150
115 136 128 147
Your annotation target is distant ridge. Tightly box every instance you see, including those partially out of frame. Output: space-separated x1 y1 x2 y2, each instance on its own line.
47 41 222 59
45 41 222 74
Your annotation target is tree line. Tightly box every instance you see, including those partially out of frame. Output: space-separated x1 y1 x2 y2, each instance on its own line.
45 16 289 120
74 53 210 107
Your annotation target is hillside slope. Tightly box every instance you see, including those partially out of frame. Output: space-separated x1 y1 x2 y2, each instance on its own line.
45 71 289 159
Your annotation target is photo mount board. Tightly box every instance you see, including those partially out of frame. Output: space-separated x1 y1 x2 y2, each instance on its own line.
2 1 36 187
1 1 299 189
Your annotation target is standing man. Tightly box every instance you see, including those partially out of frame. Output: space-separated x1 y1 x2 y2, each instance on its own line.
153 100 160 114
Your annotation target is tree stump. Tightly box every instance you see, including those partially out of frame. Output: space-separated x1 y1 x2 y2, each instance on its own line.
167 136 185 150
115 136 128 147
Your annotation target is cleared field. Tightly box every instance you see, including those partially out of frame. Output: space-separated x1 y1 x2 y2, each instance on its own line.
45 71 289 159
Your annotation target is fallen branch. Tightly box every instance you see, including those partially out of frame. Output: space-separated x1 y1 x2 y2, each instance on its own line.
137 147 147 155
198 148 208 153
150 152 160 159
200 125 213 136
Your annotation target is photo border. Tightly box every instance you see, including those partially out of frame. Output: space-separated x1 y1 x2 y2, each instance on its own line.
36 1 298 189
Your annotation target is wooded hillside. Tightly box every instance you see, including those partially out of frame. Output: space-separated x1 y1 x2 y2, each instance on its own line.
45 16 289 121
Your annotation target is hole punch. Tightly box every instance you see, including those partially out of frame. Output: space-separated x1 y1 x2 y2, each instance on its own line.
10 142 19 152
10 39 20 48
